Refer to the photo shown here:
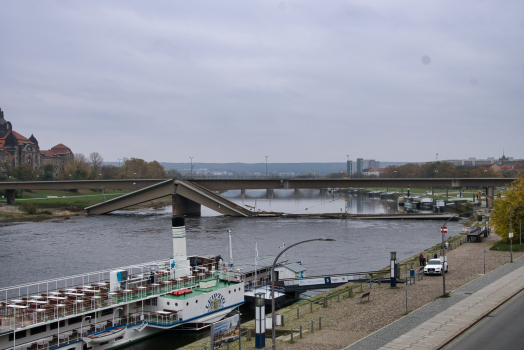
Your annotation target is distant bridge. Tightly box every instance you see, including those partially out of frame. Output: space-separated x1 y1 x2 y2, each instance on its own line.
0 177 514 215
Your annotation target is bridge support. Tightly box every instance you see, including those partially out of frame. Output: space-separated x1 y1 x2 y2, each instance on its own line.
172 194 201 217
5 189 15 205
486 186 494 208
266 189 274 199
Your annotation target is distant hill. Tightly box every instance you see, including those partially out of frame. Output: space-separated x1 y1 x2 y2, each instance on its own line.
103 162 407 175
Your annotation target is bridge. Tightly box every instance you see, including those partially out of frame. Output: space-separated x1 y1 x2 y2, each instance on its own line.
0 178 514 216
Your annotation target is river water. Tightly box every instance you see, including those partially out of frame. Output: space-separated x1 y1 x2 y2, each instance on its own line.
0 191 460 348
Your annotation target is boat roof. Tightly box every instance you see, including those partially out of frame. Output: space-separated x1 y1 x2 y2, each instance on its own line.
277 262 307 273
226 255 288 274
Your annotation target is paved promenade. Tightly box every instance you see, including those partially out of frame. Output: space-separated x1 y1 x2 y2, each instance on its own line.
345 255 524 350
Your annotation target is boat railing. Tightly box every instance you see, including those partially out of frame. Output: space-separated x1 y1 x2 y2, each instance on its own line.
0 266 218 332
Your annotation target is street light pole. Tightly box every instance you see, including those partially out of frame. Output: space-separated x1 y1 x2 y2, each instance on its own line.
271 238 335 350
265 156 269 177
510 203 524 263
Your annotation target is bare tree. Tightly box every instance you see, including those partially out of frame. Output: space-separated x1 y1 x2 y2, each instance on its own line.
89 152 104 179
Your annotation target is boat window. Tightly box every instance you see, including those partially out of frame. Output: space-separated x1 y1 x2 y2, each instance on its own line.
145 299 151 305
102 309 113 316
135 301 143 308
195 300 198 303
69 316 82 325
167 302 170 306
151 298 158 306
50 320 66 330
9 330 26 341
31 325 47 335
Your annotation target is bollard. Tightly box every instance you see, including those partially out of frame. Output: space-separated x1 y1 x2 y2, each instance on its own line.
360 282 363 292
378 275 381 285
310 300 313 313
281 314 285 327
369 277 372 289
246 329 251 341
290 329 294 343
338 291 340 302
323 296 328 308
300 325 303 339
297 307 300 319
311 320 314 334
319 317 322 330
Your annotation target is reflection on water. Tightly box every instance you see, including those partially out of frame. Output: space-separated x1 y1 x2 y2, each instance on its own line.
219 189 399 215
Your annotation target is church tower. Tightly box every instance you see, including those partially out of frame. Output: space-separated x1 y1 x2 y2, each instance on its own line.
0 107 12 138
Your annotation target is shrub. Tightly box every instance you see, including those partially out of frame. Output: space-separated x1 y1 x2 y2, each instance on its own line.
19 202 38 215
38 209 53 215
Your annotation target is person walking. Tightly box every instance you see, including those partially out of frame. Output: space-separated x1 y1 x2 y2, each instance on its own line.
419 253 424 266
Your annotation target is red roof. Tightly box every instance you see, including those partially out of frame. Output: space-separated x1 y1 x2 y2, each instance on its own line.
42 143 72 157
0 130 33 149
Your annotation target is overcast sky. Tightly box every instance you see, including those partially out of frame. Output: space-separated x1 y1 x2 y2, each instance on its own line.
0 1 522 164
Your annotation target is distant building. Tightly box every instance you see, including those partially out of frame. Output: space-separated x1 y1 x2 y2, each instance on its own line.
346 160 353 176
0 108 73 177
362 168 385 177
356 158 363 173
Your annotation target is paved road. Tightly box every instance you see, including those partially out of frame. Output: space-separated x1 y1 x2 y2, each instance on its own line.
444 289 524 350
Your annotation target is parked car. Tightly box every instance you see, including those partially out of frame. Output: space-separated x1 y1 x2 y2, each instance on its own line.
424 258 448 275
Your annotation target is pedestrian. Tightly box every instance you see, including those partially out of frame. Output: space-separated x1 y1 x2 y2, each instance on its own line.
433 253 438 259
419 253 424 266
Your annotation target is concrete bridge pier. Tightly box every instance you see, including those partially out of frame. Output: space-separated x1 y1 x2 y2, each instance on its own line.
172 194 201 217
5 189 15 204
486 186 494 208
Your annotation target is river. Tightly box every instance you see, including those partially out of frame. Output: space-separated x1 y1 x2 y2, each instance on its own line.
0 191 460 348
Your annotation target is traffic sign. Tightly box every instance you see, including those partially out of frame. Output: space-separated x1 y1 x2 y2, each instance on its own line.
441 226 448 234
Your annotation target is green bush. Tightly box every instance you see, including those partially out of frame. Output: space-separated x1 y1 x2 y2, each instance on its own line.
19 202 38 215
38 209 53 215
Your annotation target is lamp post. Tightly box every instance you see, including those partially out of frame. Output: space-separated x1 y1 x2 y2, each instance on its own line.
189 157 193 178
113 307 123 326
509 203 524 263
271 238 335 350
441 211 476 296
81 315 91 337
265 156 269 177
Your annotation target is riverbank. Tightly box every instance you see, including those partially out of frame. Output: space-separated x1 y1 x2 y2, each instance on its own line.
177 230 520 350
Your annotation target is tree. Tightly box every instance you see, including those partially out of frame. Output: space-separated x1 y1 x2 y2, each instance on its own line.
145 160 167 178
100 165 120 179
89 152 104 179
59 154 91 180
42 163 54 181
166 169 182 179
13 164 37 181
121 158 147 178
491 172 524 242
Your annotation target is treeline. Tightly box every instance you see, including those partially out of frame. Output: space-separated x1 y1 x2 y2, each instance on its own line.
0 153 182 181
380 161 509 178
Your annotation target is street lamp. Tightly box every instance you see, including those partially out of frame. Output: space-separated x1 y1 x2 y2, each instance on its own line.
113 307 123 326
265 156 269 177
441 211 476 296
81 315 92 336
189 157 193 178
509 203 524 263
271 238 335 350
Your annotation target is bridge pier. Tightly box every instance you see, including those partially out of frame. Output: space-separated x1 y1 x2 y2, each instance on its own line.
486 186 494 208
172 194 201 217
5 189 15 205
266 189 274 199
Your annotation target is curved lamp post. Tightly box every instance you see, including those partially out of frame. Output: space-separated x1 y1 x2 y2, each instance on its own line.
81 315 92 337
113 307 123 326
441 211 476 296
510 203 524 263
271 238 336 350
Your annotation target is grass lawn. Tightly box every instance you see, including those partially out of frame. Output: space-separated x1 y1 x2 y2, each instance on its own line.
1 189 131 208
490 241 524 252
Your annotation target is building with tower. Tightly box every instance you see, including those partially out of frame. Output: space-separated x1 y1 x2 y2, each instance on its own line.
0 107 73 178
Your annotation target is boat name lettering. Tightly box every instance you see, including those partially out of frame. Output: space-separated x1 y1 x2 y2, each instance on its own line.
206 293 226 312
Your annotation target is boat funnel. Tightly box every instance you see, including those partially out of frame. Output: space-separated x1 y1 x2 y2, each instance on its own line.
172 216 187 258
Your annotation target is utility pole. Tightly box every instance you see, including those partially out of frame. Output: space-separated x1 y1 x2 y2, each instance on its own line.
265 156 269 177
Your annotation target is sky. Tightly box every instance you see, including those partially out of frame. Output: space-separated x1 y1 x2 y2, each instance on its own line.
0 0 523 164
